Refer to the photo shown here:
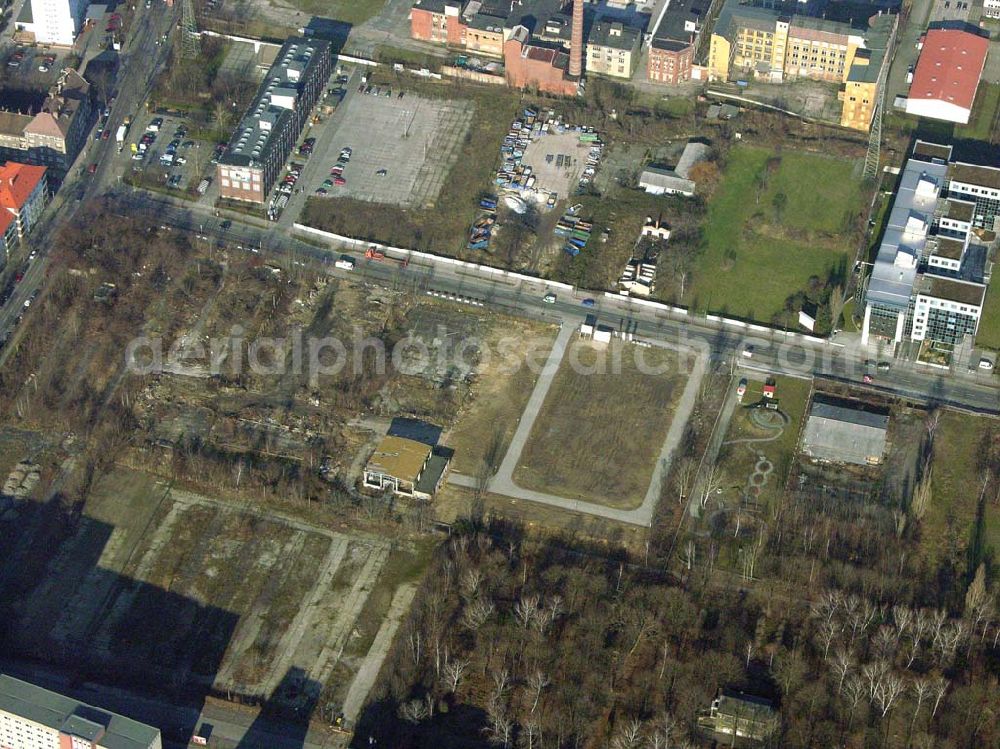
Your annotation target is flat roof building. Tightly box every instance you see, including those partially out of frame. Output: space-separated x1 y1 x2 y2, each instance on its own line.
861 140 992 348
217 37 332 205
801 396 889 465
362 435 451 499
0 673 162 749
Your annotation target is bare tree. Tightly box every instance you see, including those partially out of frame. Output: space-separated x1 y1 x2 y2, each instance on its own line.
527 669 550 714
514 594 540 630
462 596 495 631
442 657 469 694
612 718 644 749
873 671 905 718
829 647 853 694
683 540 696 571
399 698 430 724
672 457 697 506
460 568 484 601
910 676 932 734
816 619 840 659
930 676 949 718
828 285 846 331
911 470 933 521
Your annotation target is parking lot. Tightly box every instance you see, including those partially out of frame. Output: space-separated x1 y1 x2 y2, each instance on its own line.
307 87 473 208
127 113 215 197
520 131 591 205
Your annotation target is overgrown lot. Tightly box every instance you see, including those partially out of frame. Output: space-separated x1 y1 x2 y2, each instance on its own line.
513 340 688 509
684 146 863 325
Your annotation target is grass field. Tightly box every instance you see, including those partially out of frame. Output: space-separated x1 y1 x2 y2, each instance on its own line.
513 340 689 509
925 412 1000 569
976 281 1000 351
684 147 861 321
717 375 813 505
956 83 1000 143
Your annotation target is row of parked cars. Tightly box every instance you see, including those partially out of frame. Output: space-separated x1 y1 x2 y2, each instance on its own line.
316 147 351 196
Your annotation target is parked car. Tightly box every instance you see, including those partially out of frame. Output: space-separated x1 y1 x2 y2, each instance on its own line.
333 176 346 186
979 358 995 371
876 361 891 372
542 293 556 304
581 298 596 308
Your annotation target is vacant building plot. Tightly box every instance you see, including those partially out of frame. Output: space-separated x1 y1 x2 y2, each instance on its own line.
445 318 559 480
5 469 423 713
512 338 689 509
685 146 862 323
314 91 473 208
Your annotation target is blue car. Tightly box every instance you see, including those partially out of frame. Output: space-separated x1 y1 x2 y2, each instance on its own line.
581 298 596 308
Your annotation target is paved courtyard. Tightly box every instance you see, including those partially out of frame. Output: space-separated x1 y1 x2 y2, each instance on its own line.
310 90 473 208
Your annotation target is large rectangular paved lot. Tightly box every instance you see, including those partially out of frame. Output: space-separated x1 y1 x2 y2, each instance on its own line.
313 91 473 208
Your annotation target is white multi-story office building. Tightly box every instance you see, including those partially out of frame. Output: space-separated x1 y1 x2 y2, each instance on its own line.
861 140 991 348
18 0 88 46
0 674 161 749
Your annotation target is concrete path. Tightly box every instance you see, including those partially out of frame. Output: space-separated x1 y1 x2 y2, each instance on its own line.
340 583 417 722
490 322 575 488
450 324 707 527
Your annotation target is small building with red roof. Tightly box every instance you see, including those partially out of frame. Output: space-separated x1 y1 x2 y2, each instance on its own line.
905 26 989 124
0 161 47 266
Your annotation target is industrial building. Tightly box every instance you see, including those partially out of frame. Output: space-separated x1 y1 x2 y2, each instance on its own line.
0 69 93 175
707 0 896 131
217 37 332 205
15 0 89 46
904 26 988 125
0 673 162 749
411 0 649 95
861 140 991 349
800 396 889 465
638 141 709 196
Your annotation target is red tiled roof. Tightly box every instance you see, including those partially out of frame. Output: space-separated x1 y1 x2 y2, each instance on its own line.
0 162 45 211
910 28 988 110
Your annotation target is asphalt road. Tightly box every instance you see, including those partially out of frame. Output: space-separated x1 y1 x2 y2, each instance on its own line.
0 1 178 362
103 187 1000 417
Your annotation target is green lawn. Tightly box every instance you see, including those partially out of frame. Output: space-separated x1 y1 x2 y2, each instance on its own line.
275 0 386 25
684 147 860 321
977 281 1000 352
956 82 1000 143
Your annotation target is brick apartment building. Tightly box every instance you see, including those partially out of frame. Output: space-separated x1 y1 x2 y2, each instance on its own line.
217 37 332 205
0 68 93 176
647 0 703 84
0 673 162 749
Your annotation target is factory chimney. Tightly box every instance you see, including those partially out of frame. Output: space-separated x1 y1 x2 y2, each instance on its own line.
569 0 583 78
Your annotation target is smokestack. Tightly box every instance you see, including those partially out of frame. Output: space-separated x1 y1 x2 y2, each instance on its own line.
569 0 583 78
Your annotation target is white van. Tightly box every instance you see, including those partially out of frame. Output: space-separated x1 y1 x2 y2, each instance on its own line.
334 255 355 271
